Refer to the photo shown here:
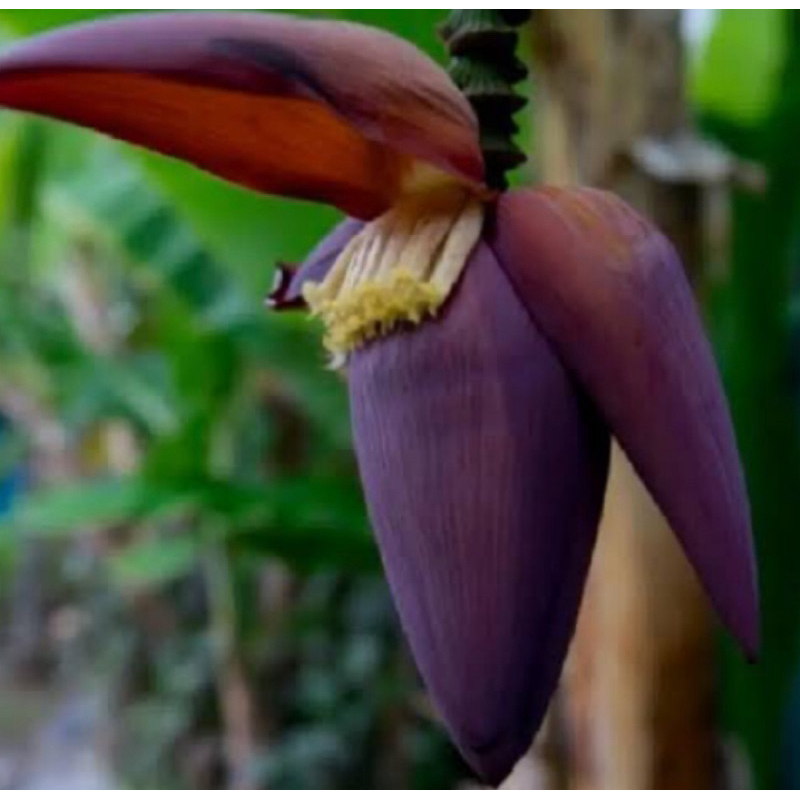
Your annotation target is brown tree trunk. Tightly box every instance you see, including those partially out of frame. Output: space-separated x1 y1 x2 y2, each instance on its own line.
530 10 718 789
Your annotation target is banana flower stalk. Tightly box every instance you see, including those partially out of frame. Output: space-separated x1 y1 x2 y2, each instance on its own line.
0 12 758 785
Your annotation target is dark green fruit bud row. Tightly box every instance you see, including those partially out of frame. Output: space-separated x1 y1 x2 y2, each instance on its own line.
440 10 531 188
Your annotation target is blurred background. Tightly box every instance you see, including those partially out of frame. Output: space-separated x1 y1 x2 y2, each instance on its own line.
0 9 796 790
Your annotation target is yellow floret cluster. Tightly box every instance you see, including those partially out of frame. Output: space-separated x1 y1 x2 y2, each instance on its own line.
301 188 483 364
304 269 444 357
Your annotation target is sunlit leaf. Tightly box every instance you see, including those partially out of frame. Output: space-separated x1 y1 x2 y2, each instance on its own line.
692 10 785 127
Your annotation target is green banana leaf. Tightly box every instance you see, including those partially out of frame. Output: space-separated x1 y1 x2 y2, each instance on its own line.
695 9 800 788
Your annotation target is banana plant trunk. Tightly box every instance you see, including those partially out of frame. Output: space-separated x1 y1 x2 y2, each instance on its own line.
531 10 718 788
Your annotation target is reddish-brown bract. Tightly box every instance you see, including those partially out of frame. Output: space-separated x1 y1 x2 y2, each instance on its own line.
0 13 483 218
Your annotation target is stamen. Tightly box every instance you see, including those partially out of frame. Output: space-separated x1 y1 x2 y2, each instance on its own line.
303 189 484 361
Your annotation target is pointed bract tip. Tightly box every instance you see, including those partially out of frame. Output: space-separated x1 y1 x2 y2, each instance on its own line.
491 187 760 657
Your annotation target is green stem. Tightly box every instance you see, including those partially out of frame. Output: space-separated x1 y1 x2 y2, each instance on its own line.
440 10 531 190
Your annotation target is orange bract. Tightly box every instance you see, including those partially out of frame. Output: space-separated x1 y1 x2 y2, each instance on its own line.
0 13 484 218
0 71 401 218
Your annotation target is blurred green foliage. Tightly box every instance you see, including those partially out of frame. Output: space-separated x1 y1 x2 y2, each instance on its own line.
0 9 465 790
695 9 800 790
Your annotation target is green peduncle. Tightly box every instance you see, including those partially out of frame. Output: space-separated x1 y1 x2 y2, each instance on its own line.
440 10 531 190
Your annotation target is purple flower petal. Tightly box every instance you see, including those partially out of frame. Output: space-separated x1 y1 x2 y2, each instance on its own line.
491 187 759 657
268 218 364 310
348 243 610 784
